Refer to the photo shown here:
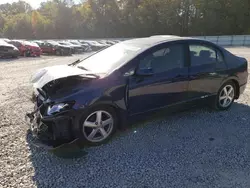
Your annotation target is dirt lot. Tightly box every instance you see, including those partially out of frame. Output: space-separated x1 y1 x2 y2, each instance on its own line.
1 48 250 188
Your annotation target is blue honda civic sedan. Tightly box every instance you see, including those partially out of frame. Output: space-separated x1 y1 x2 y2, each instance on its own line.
26 36 248 149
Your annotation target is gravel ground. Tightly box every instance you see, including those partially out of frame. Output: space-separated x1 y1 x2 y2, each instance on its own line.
1 48 250 188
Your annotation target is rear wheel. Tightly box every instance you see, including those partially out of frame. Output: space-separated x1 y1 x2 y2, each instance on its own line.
55 49 61 56
24 51 29 57
213 81 236 110
68 49 72 56
79 106 118 145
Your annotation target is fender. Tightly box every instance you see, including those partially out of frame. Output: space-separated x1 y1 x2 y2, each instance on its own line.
220 75 239 87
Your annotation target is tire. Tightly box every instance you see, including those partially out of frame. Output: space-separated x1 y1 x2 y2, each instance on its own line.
78 106 118 146
24 50 31 57
23 51 28 57
213 81 236 111
68 50 72 56
55 50 61 56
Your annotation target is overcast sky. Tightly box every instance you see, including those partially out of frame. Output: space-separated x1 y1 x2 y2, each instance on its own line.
0 0 81 9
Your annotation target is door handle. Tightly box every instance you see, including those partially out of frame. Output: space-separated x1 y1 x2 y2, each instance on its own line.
189 75 197 79
208 72 217 76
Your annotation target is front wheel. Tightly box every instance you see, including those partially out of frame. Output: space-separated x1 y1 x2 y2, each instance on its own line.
55 50 61 56
24 50 30 57
213 81 236 110
78 106 118 145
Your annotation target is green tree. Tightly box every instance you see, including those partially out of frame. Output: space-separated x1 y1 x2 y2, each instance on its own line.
1 0 250 39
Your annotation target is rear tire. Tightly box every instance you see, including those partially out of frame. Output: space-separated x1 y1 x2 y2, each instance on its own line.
212 81 236 111
68 50 72 56
55 50 61 56
24 51 28 57
78 106 118 146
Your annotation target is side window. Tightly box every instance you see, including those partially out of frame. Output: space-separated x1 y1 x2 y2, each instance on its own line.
16 42 21 47
139 44 184 73
17 42 22 47
189 44 224 66
217 50 224 62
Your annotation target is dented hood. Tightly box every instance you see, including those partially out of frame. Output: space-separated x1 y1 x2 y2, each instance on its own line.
31 65 93 89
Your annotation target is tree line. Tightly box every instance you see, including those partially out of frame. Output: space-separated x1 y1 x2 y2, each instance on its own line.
0 0 250 39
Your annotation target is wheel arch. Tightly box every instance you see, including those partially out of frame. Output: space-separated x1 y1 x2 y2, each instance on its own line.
221 77 240 99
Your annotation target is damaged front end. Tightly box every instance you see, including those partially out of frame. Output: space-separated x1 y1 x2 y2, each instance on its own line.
25 97 80 151
26 64 99 152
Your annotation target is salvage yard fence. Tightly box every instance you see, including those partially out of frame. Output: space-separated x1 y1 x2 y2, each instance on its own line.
186 35 250 46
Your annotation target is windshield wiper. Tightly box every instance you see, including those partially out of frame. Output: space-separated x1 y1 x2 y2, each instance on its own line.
68 59 81 66
77 66 88 71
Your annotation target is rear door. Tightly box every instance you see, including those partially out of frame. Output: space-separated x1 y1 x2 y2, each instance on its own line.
128 43 189 115
188 41 227 100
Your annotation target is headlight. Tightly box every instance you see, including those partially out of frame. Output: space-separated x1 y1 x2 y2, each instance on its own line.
47 102 74 115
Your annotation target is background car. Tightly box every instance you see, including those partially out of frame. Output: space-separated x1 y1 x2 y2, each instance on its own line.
69 40 91 52
26 36 248 148
0 40 20 58
104 40 116 45
82 40 107 51
33 40 44 46
8 40 41 57
79 40 93 51
58 41 83 54
98 40 112 47
0 38 11 43
39 41 72 56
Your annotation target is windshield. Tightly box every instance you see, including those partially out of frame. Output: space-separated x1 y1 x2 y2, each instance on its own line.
77 42 143 74
60 42 69 45
48 41 59 45
71 41 80 45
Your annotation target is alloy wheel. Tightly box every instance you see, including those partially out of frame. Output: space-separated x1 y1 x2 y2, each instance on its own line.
219 85 235 108
82 110 114 143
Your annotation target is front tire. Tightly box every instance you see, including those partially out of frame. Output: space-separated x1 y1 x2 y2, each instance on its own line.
213 81 236 110
55 49 61 56
24 51 29 57
78 106 118 146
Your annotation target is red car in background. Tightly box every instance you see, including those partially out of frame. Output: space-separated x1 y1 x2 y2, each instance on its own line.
8 40 42 57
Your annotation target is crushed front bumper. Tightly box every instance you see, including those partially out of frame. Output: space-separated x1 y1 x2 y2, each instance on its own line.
25 109 80 151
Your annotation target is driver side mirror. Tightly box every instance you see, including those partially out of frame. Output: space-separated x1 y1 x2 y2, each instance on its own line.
136 68 154 76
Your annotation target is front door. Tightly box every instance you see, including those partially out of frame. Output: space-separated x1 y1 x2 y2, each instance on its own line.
128 43 189 116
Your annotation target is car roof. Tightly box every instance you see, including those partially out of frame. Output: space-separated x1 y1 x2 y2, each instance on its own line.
123 36 195 47
0 40 15 48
